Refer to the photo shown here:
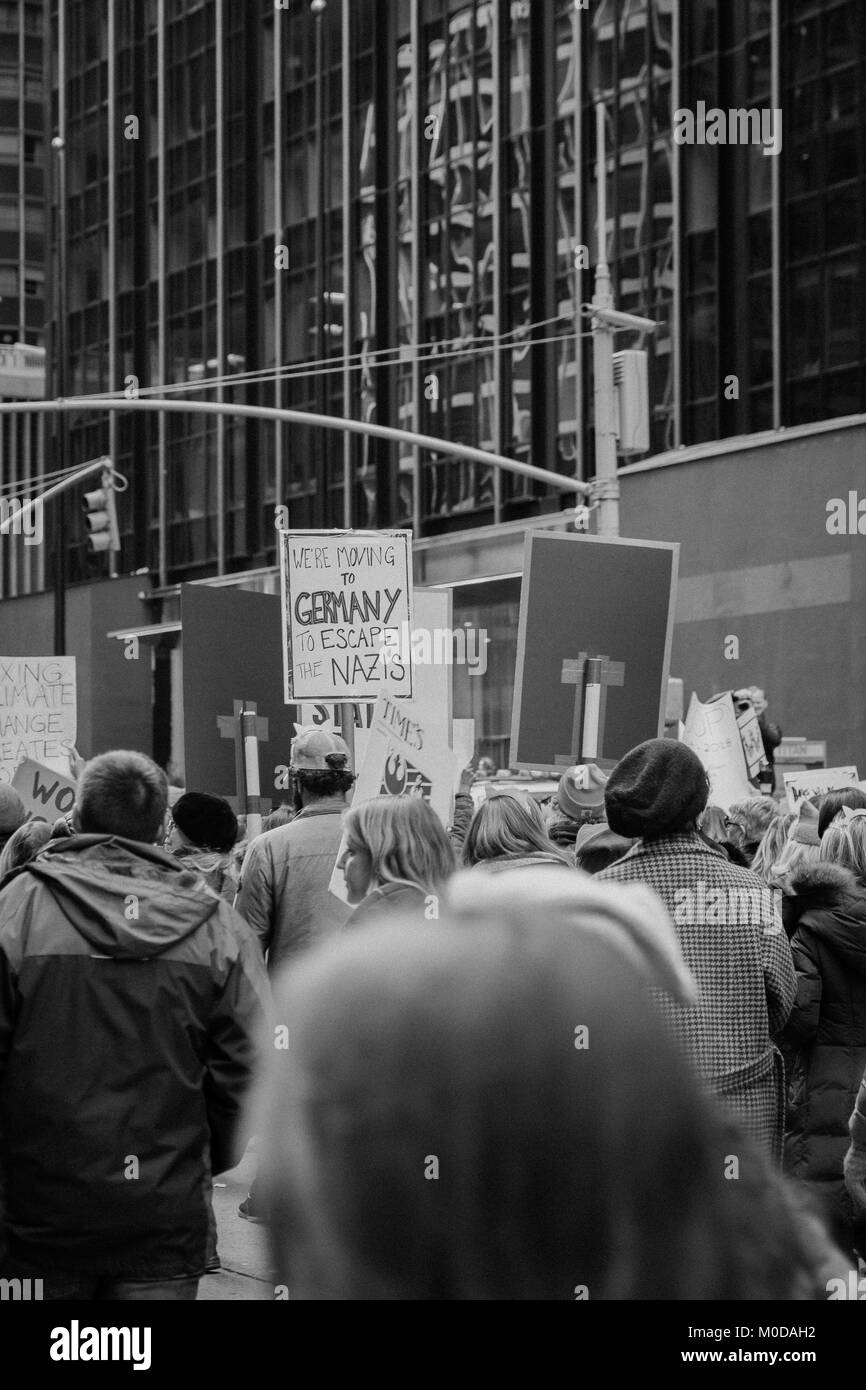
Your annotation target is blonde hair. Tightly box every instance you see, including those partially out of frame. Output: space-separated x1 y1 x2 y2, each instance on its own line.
343 796 456 897
463 794 572 868
769 836 821 892
751 813 794 883
821 817 866 883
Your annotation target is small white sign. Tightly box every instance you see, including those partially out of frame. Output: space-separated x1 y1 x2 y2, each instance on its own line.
784 765 860 812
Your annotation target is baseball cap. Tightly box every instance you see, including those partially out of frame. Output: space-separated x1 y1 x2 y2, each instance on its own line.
290 726 352 771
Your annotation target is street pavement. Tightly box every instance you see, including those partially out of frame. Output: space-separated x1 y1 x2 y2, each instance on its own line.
197 1147 273 1301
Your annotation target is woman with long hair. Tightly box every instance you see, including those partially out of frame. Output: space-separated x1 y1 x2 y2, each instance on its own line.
254 875 847 1299
462 793 573 871
783 812 866 1260
751 811 795 885
339 795 456 928
0 819 54 881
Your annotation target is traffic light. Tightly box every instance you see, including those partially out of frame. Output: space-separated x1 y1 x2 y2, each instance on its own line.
82 462 120 555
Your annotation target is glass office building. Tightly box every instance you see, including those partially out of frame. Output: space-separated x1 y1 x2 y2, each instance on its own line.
43 0 864 587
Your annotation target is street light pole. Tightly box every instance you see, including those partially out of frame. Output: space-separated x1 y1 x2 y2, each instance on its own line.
50 121 69 652
312 0 327 524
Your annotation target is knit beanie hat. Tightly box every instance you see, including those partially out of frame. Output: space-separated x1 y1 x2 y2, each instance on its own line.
605 739 709 839
791 799 820 847
172 792 238 853
0 784 27 838
557 763 609 821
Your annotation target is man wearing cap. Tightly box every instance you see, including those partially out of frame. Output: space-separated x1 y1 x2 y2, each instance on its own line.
597 738 796 1163
237 725 355 972
546 763 609 854
235 726 355 1224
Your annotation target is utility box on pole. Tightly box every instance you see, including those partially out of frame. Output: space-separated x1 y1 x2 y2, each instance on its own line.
613 349 650 455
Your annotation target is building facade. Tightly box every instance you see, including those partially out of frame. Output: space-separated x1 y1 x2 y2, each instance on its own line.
2 0 860 768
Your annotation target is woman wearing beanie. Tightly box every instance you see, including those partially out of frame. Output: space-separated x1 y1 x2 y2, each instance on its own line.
544 764 609 854
165 791 240 905
597 738 796 1162
783 811 866 1260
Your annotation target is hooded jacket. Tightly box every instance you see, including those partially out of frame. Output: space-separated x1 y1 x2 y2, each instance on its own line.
0 834 270 1279
782 861 866 1247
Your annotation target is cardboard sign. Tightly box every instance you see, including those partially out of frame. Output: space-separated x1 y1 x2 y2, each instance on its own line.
12 757 77 822
682 693 752 812
735 703 765 779
328 690 458 904
784 766 860 812
510 533 678 772
280 530 413 702
0 657 77 785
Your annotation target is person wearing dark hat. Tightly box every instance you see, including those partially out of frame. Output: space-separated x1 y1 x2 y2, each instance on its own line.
597 738 796 1163
545 764 608 853
0 784 27 858
165 791 240 905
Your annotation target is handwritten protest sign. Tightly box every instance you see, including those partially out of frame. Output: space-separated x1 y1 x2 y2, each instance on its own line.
681 692 752 812
280 530 413 702
0 657 77 785
784 765 860 812
328 690 458 904
11 757 77 823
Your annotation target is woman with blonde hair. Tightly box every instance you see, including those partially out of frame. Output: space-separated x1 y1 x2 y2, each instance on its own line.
462 793 573 872
339 795 456 928
751 811 795 885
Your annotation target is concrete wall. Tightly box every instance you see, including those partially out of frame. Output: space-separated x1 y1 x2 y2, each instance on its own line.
619 422 866 770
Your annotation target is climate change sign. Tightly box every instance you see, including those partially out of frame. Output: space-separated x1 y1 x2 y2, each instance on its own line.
0 656 77 784
280 530 413 702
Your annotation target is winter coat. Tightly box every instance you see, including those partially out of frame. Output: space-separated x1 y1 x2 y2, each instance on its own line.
237 797 351 971
0 834 270 1279
347 881 433 930
782 861 866 1251
598 832 796 1160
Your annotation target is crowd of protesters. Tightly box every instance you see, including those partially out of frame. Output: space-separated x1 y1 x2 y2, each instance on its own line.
1 720 866 1300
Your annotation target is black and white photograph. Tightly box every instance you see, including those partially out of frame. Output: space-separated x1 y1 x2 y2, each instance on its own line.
0 0 863 1363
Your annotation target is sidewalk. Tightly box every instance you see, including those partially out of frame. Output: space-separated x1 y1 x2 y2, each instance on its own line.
197 1149 273 1301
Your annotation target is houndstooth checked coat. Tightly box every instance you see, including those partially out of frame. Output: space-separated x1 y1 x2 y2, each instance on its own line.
598 832 796 1161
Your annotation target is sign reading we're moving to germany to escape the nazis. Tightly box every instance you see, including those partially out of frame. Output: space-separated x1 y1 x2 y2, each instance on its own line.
280 530 414 703
510 533 679 773
0 656 77 784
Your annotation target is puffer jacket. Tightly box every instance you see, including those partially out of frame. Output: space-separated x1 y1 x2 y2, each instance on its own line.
783 861 866 1252
0 834 270 1279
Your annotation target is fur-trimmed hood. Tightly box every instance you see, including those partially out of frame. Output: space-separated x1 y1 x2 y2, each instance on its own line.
788 860 866 975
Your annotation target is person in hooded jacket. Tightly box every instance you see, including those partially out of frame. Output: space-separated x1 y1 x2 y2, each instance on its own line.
0 750 270 1300
782 810 866 1258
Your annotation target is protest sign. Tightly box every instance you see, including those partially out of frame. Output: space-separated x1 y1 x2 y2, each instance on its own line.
0 657 77 784
736 704 765 779
681 692 752 812
280 530 413 702
12 757 77 823
328 690 458 904
181 586 297 802
510 533 678 772
784 766 860 812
